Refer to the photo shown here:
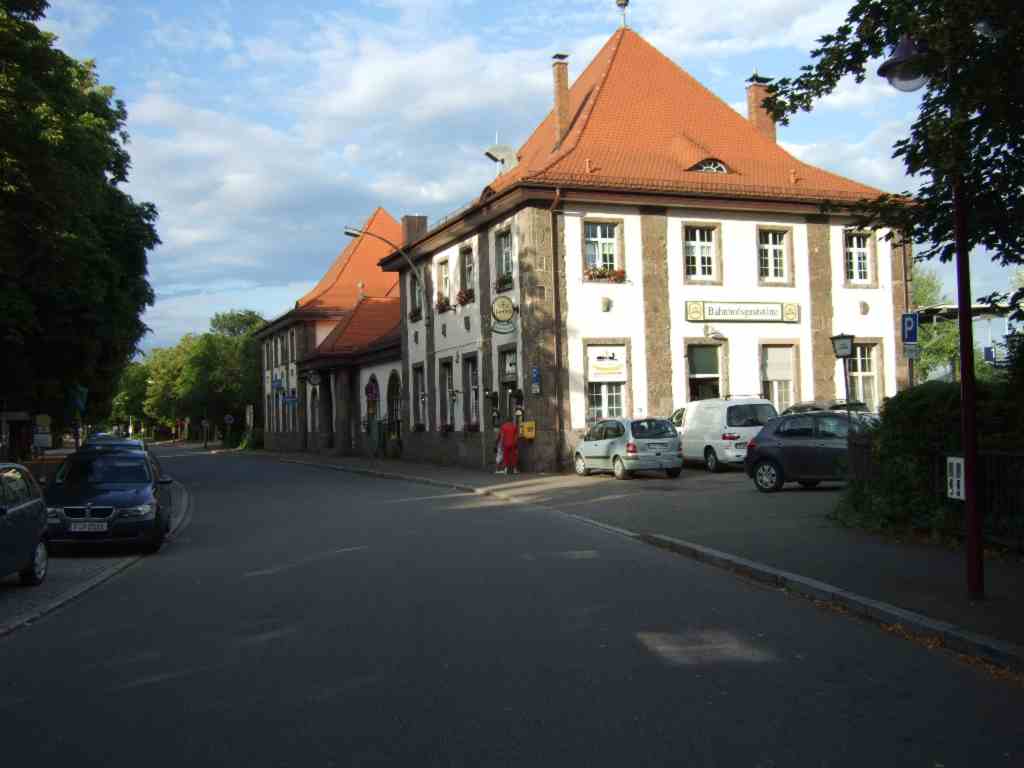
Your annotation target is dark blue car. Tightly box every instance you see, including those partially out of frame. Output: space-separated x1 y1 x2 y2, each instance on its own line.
44 449 173 553
0 463 48 585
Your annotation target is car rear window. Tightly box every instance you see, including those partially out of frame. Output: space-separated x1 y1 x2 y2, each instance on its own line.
726 404 777 427
630 420 676 439
60 455 151 485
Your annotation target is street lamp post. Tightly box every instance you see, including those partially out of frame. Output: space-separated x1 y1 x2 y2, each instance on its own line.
343 226 429 329
878 35 983 599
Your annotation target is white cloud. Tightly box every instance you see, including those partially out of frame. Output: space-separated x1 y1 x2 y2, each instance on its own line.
38 0 112 53
148 17 235 52
818 70 905 111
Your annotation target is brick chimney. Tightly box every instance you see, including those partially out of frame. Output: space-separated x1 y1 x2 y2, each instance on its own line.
746 81 777 143
552 53 570 146
401 215 428 246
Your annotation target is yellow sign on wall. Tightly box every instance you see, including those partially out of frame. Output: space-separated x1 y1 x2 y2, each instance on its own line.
519 420 536 440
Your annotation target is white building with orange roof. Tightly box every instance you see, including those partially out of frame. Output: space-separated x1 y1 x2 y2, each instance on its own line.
255 207 407 454
376 27 909 472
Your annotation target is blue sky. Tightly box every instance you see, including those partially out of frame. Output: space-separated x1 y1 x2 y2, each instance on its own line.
39 0 1013 349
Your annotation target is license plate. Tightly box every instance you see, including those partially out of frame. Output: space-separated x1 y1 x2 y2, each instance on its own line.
735 442 747 449
646 443 665 450
69 521 108 533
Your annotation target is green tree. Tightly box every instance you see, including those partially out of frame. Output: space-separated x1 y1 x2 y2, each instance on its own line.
109 361 149 430
210 310 266 337
762 1 1024 320
0 0 159 429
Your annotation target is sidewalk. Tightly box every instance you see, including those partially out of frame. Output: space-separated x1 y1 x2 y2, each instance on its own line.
261 449 1024 665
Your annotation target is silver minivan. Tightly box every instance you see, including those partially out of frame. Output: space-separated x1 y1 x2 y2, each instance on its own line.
573 418 683 480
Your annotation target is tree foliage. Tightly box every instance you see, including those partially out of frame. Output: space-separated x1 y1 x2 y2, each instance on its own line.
112 310 266 437
0 0 159 425
762 0 1024 319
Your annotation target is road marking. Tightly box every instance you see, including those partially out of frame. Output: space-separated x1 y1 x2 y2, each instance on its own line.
379 492 473 504
243 546 368 578
522 549 601 561
235 626 299 647
637 630 776 666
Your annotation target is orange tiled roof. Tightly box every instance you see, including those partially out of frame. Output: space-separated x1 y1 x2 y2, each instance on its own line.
296 208 402 310
489 28 883 203
315 297 401 356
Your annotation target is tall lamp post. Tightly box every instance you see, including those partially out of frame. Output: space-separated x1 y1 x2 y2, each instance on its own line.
878 35 983 599
343 226 429 329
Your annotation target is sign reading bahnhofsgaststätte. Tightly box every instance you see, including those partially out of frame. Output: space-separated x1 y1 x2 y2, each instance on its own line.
686 301 800 323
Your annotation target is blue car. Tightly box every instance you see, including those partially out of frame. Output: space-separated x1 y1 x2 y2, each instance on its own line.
44 448 174 553
0 463 48 586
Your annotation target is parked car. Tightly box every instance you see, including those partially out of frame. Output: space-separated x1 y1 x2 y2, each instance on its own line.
781 399 868 416
44 448 174 553
574 418 683 480
744 410 854 492
678 397 778 472
0 463 48 586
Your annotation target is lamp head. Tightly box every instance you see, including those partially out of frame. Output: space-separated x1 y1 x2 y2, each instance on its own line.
877 35 927 93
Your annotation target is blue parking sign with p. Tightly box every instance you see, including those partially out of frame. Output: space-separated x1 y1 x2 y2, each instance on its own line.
901 312 919 344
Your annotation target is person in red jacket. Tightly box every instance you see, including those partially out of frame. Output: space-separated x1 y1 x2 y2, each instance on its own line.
498 418 520 474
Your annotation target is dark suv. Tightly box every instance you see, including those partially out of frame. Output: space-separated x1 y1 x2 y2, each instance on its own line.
744 411 853 492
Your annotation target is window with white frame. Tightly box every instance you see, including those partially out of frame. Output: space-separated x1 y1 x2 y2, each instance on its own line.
758 230 787 282
584 222 617 271
849 343 879 411
687 344 721 400
464 356 479 425
409 273 423 315
496 230 514 278
412 365 425 425
439 362 454 426
438 260 451 302
684 226 716 279
761 346 794 413
845 232 871 284
461 248 474 295
587 382 623 422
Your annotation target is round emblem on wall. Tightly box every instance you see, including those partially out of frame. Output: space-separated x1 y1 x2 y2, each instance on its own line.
492 295 516 323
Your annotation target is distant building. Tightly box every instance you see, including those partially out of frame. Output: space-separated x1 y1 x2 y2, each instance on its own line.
254 208 403 454
375 28 910 472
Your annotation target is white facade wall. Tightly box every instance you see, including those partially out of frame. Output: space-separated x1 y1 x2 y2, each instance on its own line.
667 211 815 408
562 205 649 430
358 361 402 424
430 235 484 431
488 214 524 408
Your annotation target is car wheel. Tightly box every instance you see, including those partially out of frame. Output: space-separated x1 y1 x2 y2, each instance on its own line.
665 468 682 479
613 457 631 480
704 448 721 473
798 480 820 489
18 540 48 586
753 460 784 493
574 454 590 477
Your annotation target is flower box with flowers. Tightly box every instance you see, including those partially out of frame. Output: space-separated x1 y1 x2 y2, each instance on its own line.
435 296 452 313
456 288 475 306
494 273 514 293
583 266 627 283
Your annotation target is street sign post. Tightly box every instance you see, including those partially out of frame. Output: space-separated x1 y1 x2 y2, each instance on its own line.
901 312 919 344
904 344 920 361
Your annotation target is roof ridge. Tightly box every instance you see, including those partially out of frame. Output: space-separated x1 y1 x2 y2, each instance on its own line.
529 28 626 180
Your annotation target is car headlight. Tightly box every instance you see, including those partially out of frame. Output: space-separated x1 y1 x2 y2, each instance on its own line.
46 507 63 522
118 504 156 519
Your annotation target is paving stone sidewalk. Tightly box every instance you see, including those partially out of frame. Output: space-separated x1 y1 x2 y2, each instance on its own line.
259 448 1024 655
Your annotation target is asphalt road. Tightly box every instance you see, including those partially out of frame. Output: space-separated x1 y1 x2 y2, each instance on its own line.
1 446 1021 767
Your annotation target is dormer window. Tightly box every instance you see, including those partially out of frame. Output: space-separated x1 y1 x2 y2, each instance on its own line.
691 159 728 173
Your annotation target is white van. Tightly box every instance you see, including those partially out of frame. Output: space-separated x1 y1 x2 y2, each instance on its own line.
678 397 778 472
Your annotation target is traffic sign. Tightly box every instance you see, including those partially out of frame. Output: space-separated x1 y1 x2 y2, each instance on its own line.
901 312 919 344
904 344 920 361
201 419 210 428
224 414 235 425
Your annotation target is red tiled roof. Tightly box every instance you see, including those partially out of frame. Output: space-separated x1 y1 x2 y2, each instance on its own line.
489 28 883 203
296 208 401 310
315 297 401 356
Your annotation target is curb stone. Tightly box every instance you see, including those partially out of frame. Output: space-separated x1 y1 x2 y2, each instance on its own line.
0 481 191 639
275 454 1024 672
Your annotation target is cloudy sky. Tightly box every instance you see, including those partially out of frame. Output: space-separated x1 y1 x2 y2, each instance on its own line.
40 0 1011 349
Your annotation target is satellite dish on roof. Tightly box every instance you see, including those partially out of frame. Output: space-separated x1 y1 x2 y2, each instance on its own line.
484 145 518 171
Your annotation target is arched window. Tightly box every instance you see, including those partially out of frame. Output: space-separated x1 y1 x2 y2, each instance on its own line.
690 158 728 173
